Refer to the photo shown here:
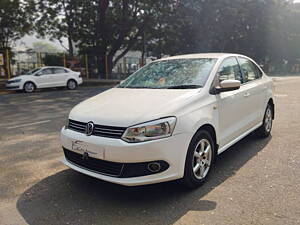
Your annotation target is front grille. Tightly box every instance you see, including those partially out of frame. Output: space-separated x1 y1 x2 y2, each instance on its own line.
68 119 126 139
64 148 124 176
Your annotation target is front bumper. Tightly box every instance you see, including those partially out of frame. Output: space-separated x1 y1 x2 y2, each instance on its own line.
60 127 192 186
6 83 22 90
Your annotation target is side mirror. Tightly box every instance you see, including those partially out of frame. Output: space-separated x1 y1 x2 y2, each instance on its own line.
215 80 241 93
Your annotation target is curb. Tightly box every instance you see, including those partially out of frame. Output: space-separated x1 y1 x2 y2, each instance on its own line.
0 79 121 91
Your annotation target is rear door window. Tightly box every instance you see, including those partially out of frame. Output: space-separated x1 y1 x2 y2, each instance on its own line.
53 68 66 74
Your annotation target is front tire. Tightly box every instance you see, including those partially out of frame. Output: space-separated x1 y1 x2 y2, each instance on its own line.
23 82 35 93
182 130 216 188
67 79 77 90
256 104 273 138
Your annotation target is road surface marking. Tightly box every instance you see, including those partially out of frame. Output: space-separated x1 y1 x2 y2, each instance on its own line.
7 120 51 129
274 94 287 97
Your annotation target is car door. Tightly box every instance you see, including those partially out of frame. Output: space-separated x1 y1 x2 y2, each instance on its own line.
34 68 54 88
52 68 68 87
216 57 250 147
237 57 264 128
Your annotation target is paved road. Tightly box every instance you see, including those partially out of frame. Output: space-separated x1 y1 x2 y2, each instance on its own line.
0 79 299 225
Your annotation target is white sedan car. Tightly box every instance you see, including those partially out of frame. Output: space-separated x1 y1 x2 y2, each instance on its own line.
6 67 83 93
61 53 274 188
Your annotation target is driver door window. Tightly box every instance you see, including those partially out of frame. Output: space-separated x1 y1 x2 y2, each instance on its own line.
40 68 53 75
218 57 243 83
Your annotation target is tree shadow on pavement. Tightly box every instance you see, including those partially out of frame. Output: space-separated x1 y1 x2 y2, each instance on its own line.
16 134 271 225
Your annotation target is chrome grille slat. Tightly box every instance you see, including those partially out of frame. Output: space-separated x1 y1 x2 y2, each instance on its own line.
69 127 85 132
69 120 85 125
94 127 126 132
69 119 86 125
69 123 86 129
94 132 122 136
68 119 126 139
94 129 124 134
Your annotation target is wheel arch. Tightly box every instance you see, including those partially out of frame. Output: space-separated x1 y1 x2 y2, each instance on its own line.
23 80 37 89
195 124 218 152
67 78 77 85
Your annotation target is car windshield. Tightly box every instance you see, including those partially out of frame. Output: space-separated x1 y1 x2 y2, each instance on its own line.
118 58 217 89
25 68 41 75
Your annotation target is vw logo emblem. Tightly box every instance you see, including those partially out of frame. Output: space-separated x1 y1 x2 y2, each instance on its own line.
85 121 94 136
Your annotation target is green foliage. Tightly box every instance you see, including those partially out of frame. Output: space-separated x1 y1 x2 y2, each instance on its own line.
3 0 300 74
144 0 284 60
0 0 36 49
135 0 300 72
35 0 83 56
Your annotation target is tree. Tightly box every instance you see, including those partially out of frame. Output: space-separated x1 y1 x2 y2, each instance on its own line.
72 0 177 77
144 0 294 67
0 0 35 49
35 0 174 77
35 0 83 56
32 0 299 76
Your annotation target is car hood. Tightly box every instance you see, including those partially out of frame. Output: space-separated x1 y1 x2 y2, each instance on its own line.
69 87 201 127
8 75 29 81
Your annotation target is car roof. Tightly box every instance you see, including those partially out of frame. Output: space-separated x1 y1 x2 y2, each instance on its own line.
41 66 68 69
157 53 244 61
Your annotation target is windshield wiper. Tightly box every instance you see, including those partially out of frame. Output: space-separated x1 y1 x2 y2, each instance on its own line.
166 85 202 89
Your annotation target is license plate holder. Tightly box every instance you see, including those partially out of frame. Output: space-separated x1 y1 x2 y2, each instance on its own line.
71 140 104 159
71 140 88 154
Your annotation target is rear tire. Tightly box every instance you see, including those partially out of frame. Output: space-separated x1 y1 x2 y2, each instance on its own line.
23 82 35 93
256 104 273 138
67 79 77 90
182 130 216 188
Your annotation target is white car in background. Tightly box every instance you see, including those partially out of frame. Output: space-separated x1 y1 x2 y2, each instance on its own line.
6 66 83 93
61 53 274 188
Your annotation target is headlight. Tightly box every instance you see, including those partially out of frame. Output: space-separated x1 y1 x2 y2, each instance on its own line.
10 79 22 83
121 117 177 143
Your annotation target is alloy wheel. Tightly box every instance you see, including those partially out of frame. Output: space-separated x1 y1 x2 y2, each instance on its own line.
265 107 272 132
24 82 34 93
192 138 212 180
68 80 76 90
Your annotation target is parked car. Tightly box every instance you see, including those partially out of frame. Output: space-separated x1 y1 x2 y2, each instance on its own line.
61 53 274 188
6 66 83 93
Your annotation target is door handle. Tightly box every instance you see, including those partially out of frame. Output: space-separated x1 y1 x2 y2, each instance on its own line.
243 92 250 97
